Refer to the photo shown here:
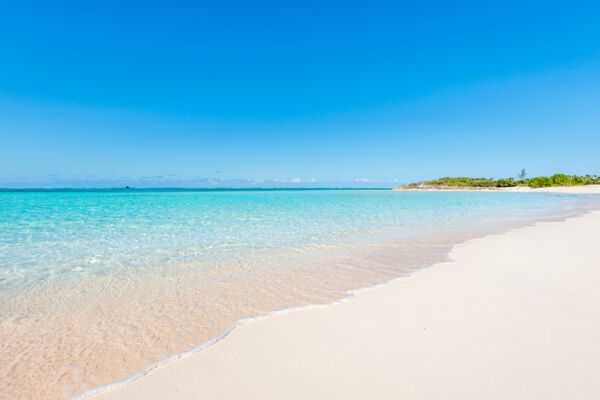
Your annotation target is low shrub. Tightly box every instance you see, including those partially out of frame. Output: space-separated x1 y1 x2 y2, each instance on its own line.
551 174 570 186
528 177 553 188
571 176 585 185
496 178 517 187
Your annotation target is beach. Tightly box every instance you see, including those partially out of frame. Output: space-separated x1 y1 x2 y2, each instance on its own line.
2 189 598 399
504 185 600 194
89 204 600 399
395 184 600 194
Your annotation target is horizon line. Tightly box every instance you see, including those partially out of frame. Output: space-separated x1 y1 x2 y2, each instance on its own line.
0 187 395 192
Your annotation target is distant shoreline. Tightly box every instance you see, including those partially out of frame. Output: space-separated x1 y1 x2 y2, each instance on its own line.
394 185 600 194
396 174 600 190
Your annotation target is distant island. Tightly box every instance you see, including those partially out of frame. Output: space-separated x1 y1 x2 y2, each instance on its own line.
395 173 600 190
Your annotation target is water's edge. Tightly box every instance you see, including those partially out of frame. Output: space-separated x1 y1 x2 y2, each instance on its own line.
72 204 599 400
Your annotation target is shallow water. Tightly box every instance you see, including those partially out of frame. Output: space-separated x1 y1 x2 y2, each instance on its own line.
0 189 597 399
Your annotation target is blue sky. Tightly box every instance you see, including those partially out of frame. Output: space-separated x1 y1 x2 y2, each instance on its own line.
1 1 599 188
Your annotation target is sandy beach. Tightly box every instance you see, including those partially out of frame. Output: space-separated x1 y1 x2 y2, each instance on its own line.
504 185 600 193
88 202 600 399
395 184 600 194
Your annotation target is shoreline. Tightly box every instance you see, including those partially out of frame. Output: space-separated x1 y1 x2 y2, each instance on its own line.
86 199 600 399
393 184 600 193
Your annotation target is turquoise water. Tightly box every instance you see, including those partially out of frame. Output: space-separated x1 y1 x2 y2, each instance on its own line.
0 189 590 292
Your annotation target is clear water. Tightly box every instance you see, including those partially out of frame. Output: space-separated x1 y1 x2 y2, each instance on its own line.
0 189 588 291
0 189 595 399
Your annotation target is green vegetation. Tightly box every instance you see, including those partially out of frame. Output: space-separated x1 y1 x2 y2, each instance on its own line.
551 174 570 186
527 176 553 188
407 177 498 187
496 178 518 187
406 173 600 189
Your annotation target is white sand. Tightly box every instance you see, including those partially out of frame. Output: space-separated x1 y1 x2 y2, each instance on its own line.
395 184 600 194
89 210 600 400
503 185 600 194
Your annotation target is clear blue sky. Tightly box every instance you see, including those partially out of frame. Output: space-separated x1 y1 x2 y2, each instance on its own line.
1 1 599 188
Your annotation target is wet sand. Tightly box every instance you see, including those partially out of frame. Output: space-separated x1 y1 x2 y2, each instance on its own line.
0 233 472 399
